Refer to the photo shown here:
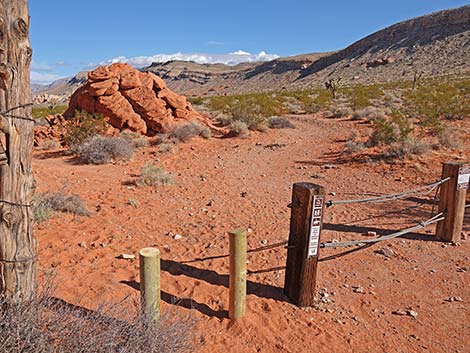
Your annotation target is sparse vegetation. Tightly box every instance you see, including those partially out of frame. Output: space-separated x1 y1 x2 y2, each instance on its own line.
33 191 89 223
32 104 68 120
120 130 149 148
158 143 174 153
438 127 462 149
75 136 135 164
267 116 296 129
127 198 139 208
0 282 196 353
37 140 61 151
344 133 365 154
367 111 413 146
137 163 173 187
63 111 108 148
229 120 250 137
169 121 211 142
384 138 431 160
332 106 353 118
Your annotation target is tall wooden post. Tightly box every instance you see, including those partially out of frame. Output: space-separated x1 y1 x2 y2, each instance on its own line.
139 247 161 321
229 229 247 320
0 1 37 302
284 183 325 306
436 162 469 243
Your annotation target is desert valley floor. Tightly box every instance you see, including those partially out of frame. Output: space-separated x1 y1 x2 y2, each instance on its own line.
33 113 470 353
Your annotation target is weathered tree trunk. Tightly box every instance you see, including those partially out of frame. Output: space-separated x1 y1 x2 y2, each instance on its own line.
0 0 37 302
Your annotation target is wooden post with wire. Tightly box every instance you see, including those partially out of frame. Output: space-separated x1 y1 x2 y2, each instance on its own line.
284 183 325 307
0 0 38 303
436 162 469 243
139 247 161 321
229 229 247 320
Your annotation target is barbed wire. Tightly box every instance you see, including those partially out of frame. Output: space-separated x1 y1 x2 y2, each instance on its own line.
320 212 444 249
326 177 450 208
0 200 33 208
0 102 36 123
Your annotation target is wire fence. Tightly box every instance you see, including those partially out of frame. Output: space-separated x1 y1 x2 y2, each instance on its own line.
326 177 450 208
0 103 35 123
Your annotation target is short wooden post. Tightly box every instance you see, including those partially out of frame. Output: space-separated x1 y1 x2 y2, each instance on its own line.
139 247 161 321
284 183 325 306
436 162 469 243
229 229 247 320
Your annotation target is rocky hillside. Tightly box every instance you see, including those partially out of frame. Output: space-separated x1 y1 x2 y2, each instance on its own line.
35 5 470 99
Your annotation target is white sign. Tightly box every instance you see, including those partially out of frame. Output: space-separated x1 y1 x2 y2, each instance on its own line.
308 196 323 258
457 167 470 189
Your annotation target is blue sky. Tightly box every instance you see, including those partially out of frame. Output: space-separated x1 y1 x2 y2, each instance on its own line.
29 0 469 84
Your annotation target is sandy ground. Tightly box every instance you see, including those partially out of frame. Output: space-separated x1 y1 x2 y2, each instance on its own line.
33 114 470 353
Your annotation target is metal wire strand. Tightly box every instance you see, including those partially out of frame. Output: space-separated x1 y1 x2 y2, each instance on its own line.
326 177 451 208
0 102 36 123
320 212 444 248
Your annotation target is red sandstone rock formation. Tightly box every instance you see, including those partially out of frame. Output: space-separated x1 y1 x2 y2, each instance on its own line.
64 63 206 135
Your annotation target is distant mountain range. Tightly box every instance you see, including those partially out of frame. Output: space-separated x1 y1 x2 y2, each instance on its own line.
34 5 470 99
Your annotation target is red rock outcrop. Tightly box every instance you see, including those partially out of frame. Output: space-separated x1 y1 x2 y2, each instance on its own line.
64 63 205 135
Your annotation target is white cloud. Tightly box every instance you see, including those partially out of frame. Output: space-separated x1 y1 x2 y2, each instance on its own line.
30 71 63 84
95 50 280 68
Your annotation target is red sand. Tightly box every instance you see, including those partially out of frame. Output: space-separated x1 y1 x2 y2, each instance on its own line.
34 114 470 353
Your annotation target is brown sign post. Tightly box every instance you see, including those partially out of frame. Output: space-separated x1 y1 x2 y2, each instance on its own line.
436 162 469 243
284 182 325 306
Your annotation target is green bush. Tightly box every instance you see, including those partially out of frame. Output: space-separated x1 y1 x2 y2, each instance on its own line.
32 105 68 120
368 111 413 146
64 111 108 148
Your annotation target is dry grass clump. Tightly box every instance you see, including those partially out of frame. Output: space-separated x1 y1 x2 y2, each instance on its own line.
120 130 149 148
332 106 353 118
64 111 108 148
0 283 196 353
344 133 365 154
384 138 431 160
437 127 462 149
367 112 412 147
229 120 250 137
75 136 134 164
37 140 61 151
158 143 174 153
33 192 89 223
267 116 296 129
137 163 173 187
169 121 211 142
352 106 386 121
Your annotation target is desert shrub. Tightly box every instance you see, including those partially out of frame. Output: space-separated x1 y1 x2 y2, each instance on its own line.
438 127 462 149
127 198 139 208
169 121 211 142
137 163 173 187
33 191 89 223
367 111 413 146
120 130 149 148
332 106 353 118
352 106 386 121
0 283 196 353
343 84 385 109
229 120 250 137
267 116 296 129
188 97 205 105
32 104 68 120
76 136 134 164
63 111 108 148
404 79 470 129
344 133 365 154
37 140 61 151
384 138 431 160
159 143 174 153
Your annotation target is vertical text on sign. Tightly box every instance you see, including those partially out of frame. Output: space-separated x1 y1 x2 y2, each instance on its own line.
457 165 470 190
308 195 323 257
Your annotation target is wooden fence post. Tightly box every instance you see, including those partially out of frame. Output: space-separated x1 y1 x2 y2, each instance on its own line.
139 247 161 321
284 183 325 306
436 162 469 243
229 229 247 320
0 0 38 303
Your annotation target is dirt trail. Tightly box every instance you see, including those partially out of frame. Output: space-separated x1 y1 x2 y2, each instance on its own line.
34 114 470 353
